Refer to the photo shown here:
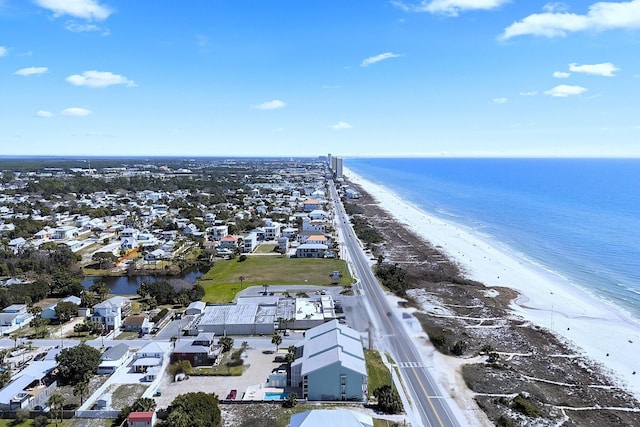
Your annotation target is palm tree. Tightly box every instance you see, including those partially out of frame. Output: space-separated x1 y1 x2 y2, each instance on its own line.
0 370 11 388
48 393 65 427
73 379 89 405
10 333 19 349
271 333 283 352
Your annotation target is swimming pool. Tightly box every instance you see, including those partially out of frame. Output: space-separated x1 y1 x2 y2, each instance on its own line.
263 392 288 401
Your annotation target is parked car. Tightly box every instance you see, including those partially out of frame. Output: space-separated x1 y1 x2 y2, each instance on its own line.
226 389 237 400
273 355 286 363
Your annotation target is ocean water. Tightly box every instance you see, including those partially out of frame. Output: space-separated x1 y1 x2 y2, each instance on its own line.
345 158 640 322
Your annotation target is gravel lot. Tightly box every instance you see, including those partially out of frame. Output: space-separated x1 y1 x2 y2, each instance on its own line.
154 343 283 408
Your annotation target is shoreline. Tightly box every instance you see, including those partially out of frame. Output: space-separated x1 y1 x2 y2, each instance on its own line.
344 166 640 400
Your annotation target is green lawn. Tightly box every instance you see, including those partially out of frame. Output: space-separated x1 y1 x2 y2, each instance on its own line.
255 243 278 253
200 256 352 303
365 349 392 396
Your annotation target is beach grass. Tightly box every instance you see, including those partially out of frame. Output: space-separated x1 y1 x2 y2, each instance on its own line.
200 256 351 303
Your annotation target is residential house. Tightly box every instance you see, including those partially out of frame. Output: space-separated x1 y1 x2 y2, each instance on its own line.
210 225 229 241
219 235 239 251
302 218 325 233
41 295 81 320
242 232 258 253
53 226 78 240
308 209 328 220
171 332 221 367
92 296 131 331
133 342 169 373
282 227 298 239
277 236 289 252
0 304 31 333
290 320 367 401
0 360 57 411
302 234 329 245
122 314 150 333
97 343 130 375
144 249 166 262
295 243 328 259
302 199 322 212
263 223 281 240
8 237 27 252
127 411 157 427
202 240 217 254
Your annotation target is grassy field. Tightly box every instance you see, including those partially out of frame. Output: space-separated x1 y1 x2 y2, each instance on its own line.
365 349 392 396
200 256 352 303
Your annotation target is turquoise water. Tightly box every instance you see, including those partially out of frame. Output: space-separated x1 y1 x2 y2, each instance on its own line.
264 392 288 400
346 158 640 322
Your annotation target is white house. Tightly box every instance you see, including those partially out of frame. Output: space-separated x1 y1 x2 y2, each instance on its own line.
127 411 157 427
242 232 258 253
210 225 229 241
290 320 367 401
53 226 78 240
92 296 130 331
97 343 130 375
308 210 328 220
295 243 328 259
133 342 169 374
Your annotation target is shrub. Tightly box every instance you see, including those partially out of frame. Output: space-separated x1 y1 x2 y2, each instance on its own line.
152 308 169 323
512 395 542 418
451 340 468 356
429 332 448 349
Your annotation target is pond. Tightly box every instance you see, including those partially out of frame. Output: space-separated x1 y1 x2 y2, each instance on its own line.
82 266 208 295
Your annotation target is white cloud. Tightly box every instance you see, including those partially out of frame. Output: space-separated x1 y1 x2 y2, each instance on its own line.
36 110 54 118
329 121 352 130
500 0 640 40
492 97 508 104
62 107 93 116
544 84 587 97
66 70 136 88
251 100 286 110
35 0 112 20
393 0 509 16
569 62 619 76
14 66 48 76
520 90 538 96
361 52 402 67
0 46 7 57
65 21 105 33
543 2 570 13
553 71 571 78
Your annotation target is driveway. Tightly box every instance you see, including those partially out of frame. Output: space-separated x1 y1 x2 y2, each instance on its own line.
153 343 281 409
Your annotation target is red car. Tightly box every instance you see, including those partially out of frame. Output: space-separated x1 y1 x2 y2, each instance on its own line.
226 389 237 400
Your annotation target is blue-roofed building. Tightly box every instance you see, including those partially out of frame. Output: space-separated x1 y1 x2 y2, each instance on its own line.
290 409 373 427
0 360 57 411
290 320 367 401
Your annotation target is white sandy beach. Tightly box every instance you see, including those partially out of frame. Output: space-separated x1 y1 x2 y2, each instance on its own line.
345 167 640 400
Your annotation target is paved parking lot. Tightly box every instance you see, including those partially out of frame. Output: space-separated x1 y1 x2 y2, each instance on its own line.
153 344 283 408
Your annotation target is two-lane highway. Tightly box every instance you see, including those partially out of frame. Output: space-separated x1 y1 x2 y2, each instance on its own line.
330 181 462 427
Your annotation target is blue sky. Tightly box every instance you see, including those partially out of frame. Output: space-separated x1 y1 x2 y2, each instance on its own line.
1 0 639 157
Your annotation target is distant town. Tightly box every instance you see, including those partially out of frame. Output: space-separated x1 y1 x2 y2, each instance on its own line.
0 155 402 427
